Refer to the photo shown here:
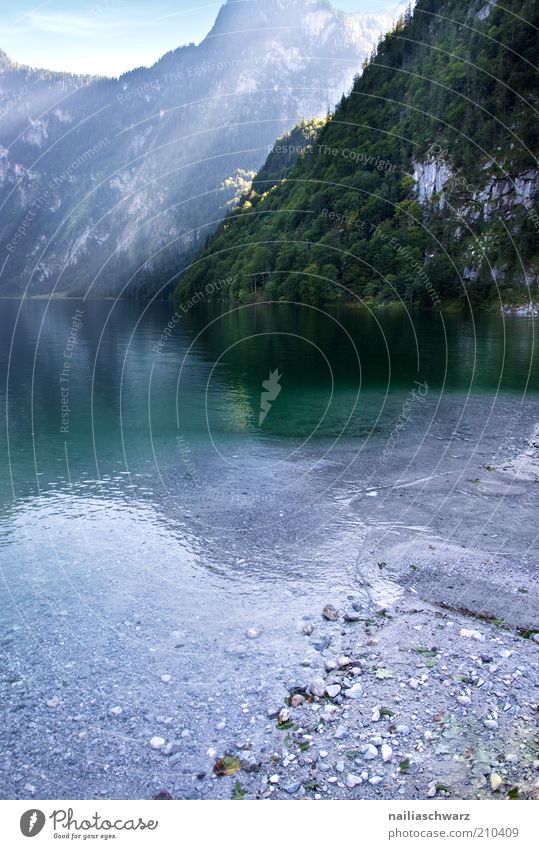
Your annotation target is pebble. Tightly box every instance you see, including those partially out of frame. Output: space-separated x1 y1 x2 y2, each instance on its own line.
279 708 291 723
345 683 363 700
369 776 383 785
216 719 226 730
325 660 338 672
269 774 279 784
334 725 349 740
326 684 341 699
483 717 499 730
408 678 419 690
338 655 352 668
309 678 326 698
282 782 301 794
344 611 361 622
490 772 503 791
160 674 172 683
460 628 484 641
24 783 36 795
381 744 393 763
46 696 60 708
346 773 363 788
149 736 166 750
302 623 314 636
362 744 378 760
267 706 280 718
109 706 123 717
322 604 339 621
246 627 261 639
457 694 471 706
336 759 345 773
290 694 305 708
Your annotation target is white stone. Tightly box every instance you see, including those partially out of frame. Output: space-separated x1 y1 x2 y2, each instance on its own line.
362 744 378 760
490 772 503 791
149 736 166 750
346 773 363 788
309 678 326 698
381 743 393 763
345 682 363 700
460 628 484 641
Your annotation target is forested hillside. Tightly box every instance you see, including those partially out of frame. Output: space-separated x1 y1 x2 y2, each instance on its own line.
178 0 539 307
0 0 396 297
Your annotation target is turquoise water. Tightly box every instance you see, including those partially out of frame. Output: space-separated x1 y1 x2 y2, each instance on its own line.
0 298 538 799
1 300 537 501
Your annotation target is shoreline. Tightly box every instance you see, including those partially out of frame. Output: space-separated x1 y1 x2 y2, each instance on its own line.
2 294 539 316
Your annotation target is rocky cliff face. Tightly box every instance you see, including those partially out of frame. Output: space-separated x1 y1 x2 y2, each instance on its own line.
413 156 539 222
0 0 401 297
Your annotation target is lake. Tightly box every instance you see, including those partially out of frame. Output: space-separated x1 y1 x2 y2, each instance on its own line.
1 298 538 799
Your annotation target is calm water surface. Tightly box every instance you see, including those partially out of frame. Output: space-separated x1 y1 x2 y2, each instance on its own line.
0 298 537 798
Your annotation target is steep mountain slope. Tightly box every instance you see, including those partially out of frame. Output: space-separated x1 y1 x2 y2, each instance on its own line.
0 0 401 297
178 0 539 307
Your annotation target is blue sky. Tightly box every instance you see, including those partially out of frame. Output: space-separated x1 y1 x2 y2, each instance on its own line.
0 0 401 77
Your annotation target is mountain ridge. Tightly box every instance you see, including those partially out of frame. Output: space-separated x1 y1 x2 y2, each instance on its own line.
0 0 403 297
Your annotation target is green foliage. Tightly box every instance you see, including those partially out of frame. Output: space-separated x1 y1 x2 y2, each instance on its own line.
177 0 539 307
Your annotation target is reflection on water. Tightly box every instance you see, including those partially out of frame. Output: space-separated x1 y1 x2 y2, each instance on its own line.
1 299 537 504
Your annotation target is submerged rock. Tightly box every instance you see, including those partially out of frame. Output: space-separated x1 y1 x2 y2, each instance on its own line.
322 604 339 621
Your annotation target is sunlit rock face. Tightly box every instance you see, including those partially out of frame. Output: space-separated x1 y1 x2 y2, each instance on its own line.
0 0 401 297
413 159 453 207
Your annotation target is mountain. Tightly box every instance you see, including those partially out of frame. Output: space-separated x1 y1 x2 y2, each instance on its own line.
178 0 539 308
0 0 402 297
